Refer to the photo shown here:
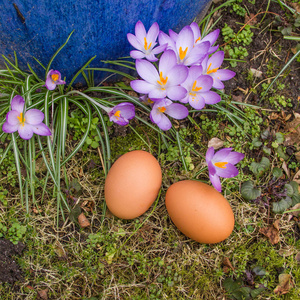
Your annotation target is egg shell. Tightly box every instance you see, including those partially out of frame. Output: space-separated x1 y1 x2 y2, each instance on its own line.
165 180 234 244
105 150 162 219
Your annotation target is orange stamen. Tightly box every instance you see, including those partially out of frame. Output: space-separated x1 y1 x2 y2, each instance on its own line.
179 46 188 61
51 74 59 82
157 72 168 87
214 162 228 169
114 110 121 119
195 37 201 43
191 80 202 92
158 106 166 113
207 63 218 74
144 37 152 50
17 112 25 126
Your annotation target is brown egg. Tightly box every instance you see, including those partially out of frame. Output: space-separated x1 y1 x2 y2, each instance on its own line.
105 150 162 219
165 180 234 244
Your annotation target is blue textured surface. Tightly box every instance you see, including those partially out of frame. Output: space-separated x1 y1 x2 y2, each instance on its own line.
0 0 211 84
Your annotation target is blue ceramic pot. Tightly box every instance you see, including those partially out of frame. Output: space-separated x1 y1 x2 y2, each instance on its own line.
0 0 211 84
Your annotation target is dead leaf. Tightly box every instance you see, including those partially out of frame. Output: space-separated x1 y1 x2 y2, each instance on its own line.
295 252 300 263
80 200 95 212
269 112 279 120
291 2 300 13
245 13 257 25
222 257 234 271
288 203 300 217
259 220 280 245
54 241 68 260
78 212 90 228
278 247 295 257
250 68 262 78
284 113 300 146
274 274 293 295
37 288 49 300
282 161 290 179
294 152 300 163
208 137 224 150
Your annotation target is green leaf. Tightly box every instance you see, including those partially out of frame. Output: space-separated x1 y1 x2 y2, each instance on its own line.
250 287 265 298
252 266 267 276
232 287 251 300
273 197 292 213
261 130 270 140
272 167 283 178
276 145 289 160
250 157 270 177
263 146 271 155
275 132 284 144
252 137 262 148
91 141 99 148
69 204 82 223
241 181 261 201
285 184 294 197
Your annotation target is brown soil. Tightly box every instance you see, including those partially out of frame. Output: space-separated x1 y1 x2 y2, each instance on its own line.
0 239 25 284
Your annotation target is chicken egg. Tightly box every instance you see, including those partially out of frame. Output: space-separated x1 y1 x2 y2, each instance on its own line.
105 150 162 219
165 180 235 243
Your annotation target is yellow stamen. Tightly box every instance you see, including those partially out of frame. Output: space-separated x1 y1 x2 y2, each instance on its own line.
214 161 228 169
191 80 202 92
114 110 121 119
195 37 201 43
51 74 59 82
17 112 25 126
144 37 152 50
207 63 219 74
158 106 166 113
157 72 168 89
147 99 154 104
179 46 188 61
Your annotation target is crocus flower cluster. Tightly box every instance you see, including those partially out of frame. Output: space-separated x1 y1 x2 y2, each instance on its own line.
2 95 51 140
128 21 236 130
44 69 66 90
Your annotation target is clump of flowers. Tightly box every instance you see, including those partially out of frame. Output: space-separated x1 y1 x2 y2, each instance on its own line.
44 69 66 90
127 20 236 131
2 95 51 140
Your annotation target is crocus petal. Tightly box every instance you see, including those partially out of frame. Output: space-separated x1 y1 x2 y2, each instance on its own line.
200 91 221 105
207 159 217 176
165 103 188 120
208 51 224 70
176 26 194 59
130 50 146 59
189 94 205 110
215 69 236 81
212 78 224 89
151 44 167 55
166 65 188 86
127 33 142 50
209 173 222 192
148 88 167 99
55 79 66 85
11 95 25 113
135 20 147 40
159 50 177 75
2 121 19 133
202 29 220 46
208 45 219 54
226 152 245 165
45 77 56 90
156 114 172 131
213 148 233 162
6 110 21 125
158 31 175 49
183 42 210 66
187 65 203 80
190 22 201 42
145 53 158 62
135 59 158 84
130 80 154 94
18 124 34 140
25 109 45 125
195 75 213 92
216 163 239 178
206 147 215 162
146 22 159 43
167 86 187 101
150 107 162 124
168 29 178 41
32 123 51 136
117 103 135 120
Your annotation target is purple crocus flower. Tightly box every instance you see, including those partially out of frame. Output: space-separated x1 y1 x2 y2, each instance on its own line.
44 70 66 90
2 95 51 140
201 51 236 89
206 147 244 192
107 102 135 126
150 98 188 131
127 21 166 62
190 22 220 54
130 50 188 101
180 66 221 110
158 26 210 66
